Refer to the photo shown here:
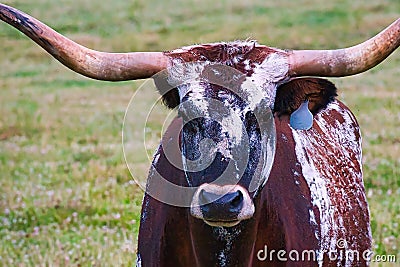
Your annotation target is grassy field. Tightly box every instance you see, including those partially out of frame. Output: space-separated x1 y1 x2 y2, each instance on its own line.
0 0 399 266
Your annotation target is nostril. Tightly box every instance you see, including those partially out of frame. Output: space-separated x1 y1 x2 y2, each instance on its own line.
199 189 220 205
230 190 243 209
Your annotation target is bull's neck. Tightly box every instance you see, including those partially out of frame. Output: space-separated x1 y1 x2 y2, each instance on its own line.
188 217 258 267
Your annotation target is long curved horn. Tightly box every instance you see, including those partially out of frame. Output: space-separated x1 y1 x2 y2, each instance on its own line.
0 4 168 81
288 18 400 77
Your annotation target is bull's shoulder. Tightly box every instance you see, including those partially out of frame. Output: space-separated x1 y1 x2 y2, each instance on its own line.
274 98 362 162
271 93 369 261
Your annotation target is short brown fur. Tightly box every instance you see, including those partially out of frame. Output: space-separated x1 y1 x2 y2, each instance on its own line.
274 78 337 116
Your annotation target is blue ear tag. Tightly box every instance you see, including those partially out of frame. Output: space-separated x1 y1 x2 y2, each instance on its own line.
290 100 313 130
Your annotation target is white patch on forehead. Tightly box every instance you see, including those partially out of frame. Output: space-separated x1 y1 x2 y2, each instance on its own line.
254 52 290 83
220 107 244 145
167 59 207 100
244 52 289 109
166 42 289 110
292 101 369 267
187 81 210 113
241 78 265 110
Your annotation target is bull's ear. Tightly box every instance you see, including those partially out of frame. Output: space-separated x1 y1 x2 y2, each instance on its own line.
153 72 180 109
274 78 337 116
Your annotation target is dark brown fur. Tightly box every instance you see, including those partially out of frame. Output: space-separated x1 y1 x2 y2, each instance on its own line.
153 70 180 109
274 78 337 116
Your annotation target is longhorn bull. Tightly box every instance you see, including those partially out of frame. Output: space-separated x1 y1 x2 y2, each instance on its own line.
1 4 399 267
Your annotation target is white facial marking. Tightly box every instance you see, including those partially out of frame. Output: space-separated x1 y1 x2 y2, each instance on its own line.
167 41 290 111
166 41 286 200
247 52 290 109
167 59 206 91
220 107 244 145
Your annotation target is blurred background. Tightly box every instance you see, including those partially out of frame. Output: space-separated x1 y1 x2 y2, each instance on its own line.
0 0 399 266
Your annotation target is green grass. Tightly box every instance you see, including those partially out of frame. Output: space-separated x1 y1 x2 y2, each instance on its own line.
0 0 399 266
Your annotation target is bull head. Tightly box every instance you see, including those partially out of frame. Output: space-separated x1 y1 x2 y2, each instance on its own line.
1 4 399 227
